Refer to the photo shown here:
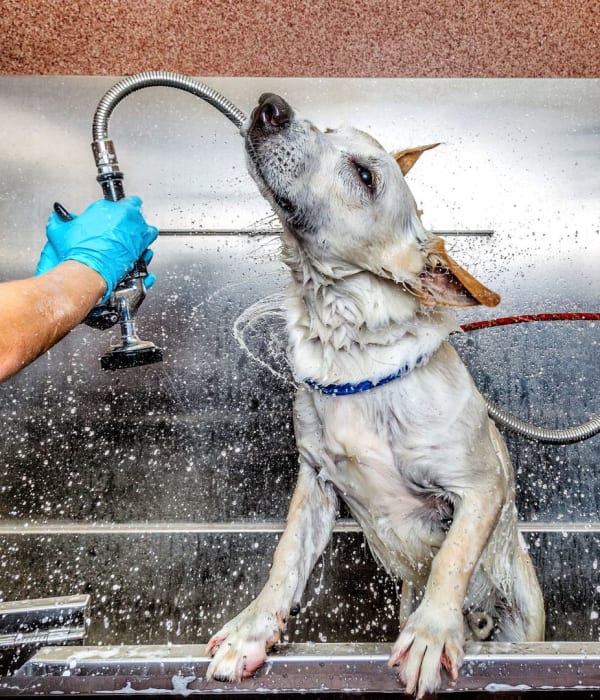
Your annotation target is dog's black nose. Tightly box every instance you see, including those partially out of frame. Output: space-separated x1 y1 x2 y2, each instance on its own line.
258 93 292 127
251 93 294 132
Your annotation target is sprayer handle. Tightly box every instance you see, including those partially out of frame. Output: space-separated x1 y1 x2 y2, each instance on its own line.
97 174 150 277
52 207 118 324
91 142 147 281
97 173 126 203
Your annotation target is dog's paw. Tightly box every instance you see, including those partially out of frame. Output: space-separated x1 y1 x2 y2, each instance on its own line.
388 604 464 698
206 607 287 682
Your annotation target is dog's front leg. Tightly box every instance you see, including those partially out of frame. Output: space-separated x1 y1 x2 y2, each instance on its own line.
206 461 338 682
389 477 504 697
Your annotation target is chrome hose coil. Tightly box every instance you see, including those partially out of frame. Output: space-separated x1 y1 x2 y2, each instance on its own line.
485 397 600 444
93 71 246 141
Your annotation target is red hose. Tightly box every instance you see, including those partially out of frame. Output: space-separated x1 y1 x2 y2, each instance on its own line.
456 311 600 443
460 312 600 333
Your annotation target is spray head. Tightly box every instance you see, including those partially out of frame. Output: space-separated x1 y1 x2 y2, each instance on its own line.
91 262 163 371
101 340 162 371
98 258 163 371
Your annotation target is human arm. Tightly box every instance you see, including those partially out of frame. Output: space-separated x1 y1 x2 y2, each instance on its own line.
0 261 106 381
0 196 158 382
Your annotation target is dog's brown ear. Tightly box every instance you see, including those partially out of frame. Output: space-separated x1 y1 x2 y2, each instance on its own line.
411 237 501 307
392 143 440 176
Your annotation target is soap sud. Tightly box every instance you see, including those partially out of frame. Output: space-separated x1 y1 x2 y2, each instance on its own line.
96 675 197 695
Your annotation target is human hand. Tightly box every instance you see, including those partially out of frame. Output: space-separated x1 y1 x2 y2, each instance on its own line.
36 196 158 302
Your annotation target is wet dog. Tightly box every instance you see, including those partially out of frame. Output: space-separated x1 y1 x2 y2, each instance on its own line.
207 94 545 696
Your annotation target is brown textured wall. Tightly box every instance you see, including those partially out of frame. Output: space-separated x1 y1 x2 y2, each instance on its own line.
0 0 598 76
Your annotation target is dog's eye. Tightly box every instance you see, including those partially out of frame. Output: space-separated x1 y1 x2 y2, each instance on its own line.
354 163 375 191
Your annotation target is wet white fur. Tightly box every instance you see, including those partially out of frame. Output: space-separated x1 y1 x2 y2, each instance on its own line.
207 106 545 697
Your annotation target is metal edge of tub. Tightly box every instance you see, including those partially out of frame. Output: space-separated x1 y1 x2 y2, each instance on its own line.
1 641 599 696
0 595 90 648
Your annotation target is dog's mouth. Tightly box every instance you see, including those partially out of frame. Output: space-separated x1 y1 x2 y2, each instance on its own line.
272 192 296 214
244 93 295 193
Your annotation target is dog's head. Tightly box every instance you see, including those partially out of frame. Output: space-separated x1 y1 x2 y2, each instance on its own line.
244 93 499 308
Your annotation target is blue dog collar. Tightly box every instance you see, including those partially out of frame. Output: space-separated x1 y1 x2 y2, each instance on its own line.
304 354 429 396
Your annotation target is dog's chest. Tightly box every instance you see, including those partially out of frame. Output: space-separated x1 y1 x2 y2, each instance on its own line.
315 394 424 519
308 392 450 580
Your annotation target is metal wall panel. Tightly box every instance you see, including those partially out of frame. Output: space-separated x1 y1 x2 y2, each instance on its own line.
0 532 595 645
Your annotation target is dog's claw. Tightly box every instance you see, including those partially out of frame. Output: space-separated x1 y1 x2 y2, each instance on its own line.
388 629 414 669
207 634 226 656
441 643 461 681
206 606 287 682
389 606 464 697
207 638 271 682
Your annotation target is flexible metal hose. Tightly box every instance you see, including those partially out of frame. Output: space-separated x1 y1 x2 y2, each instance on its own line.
92 71 246 141
485 397 600 444
461 315 600 444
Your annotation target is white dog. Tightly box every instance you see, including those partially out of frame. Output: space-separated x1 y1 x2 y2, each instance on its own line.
207 93 545 697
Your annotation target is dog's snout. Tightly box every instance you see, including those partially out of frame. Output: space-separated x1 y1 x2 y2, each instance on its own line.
250 93 294 134
259 93 292 127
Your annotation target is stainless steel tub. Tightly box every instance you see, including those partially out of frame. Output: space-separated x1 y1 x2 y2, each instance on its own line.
0 76 598 693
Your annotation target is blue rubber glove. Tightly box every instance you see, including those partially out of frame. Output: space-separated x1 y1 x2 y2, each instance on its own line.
35 196 158 303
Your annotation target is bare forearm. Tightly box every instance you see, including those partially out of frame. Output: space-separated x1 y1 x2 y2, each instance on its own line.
0 261 106 381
